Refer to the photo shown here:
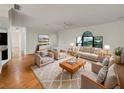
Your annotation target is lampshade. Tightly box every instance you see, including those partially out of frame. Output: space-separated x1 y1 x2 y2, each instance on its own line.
104 45 110 50
70 43 74 47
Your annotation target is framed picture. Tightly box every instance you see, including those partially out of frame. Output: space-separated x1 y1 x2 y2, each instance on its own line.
38 34 49 42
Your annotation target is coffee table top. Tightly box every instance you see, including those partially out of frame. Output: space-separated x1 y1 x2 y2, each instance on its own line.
59 58 86 72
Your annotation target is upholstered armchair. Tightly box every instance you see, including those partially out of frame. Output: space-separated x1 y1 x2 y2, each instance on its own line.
35 51 54 67
50 49 66 60
81 63 120 89
81 73 106 89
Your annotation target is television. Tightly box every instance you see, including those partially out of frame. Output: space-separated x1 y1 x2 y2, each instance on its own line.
38 34 49 42
0 33 7 45
83 37 93 47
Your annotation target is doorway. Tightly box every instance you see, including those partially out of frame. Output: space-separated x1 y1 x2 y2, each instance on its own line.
11 27 26 58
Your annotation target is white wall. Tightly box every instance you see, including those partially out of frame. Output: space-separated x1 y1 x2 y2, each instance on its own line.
0 28 7 32
58 20 124 52
26 27 58 54
20 28 26 54
11 31 20 48
8 8 58 55
11 27 26 54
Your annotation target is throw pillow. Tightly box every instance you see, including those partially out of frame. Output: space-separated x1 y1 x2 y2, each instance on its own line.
94 48 100 55
90 48 94 53
108 55 116 68
53 47 60 52
38 50 48 57
104 64 118 89
96 66 108 83
102 57 109 66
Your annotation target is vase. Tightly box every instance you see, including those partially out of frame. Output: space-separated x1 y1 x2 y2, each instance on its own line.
114 55 121 64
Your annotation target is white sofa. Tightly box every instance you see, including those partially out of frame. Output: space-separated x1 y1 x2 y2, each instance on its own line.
78 47 106 62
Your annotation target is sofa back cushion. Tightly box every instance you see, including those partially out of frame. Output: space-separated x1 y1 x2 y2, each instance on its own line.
94 48 101 55
79 47 91 53
79 47 106 56
79 47 84 52
85 47 91 52
90 48 95 53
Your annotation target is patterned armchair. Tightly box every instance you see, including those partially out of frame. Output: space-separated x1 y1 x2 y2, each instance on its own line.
50 49 66 60
81 62 120 89
35 51 54 67
81 73 105 89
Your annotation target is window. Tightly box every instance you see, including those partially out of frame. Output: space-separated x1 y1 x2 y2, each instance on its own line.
76 31 103 48
94 36 103 48
76 36 82 46
82 31 93 47
83 37 93 47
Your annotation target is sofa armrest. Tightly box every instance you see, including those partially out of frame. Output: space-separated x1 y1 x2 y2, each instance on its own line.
92 62 103 74
48 52 54 59
81 74 106 89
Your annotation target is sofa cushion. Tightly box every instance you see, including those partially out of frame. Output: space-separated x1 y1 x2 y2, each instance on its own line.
40 57 54 64
104 64 118 89
37 50 48 57
83 47 91 52
82 70 98 81
96 66 108 83
59 52 66 58
102 57 109 66
94 48 101 55
78 52 99 61
90 48 95 53
87 53 98 58
79 47 84 52
78 51 89 57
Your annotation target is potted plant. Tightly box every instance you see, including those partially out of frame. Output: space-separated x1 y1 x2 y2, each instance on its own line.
114 47 122 63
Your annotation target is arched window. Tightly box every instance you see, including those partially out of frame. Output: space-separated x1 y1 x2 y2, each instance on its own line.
82 31 93 47
82 31 93 37
76 31 103 48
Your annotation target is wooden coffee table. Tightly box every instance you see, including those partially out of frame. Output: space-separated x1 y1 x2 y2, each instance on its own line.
59 58 86 78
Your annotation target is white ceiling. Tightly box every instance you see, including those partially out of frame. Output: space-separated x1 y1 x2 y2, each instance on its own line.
1 4 124 31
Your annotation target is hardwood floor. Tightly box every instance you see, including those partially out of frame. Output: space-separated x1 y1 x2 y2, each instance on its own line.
0 54 43 89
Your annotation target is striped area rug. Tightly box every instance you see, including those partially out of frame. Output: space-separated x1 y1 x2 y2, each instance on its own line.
31 56 92 89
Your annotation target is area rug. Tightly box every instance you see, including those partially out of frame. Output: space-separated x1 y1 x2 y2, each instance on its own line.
31 56 92 89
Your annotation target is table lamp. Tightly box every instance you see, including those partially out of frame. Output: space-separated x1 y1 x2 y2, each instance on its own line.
70 43 74 47
104 45 110 55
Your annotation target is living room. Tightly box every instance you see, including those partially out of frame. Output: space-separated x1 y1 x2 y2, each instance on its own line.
0 3 124 91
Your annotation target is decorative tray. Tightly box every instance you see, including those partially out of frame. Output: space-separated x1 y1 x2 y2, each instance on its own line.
66 58 77 65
